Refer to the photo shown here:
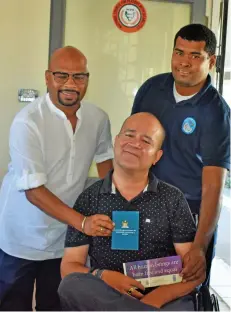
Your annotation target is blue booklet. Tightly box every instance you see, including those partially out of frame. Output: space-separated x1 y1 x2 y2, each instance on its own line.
111 211 139 250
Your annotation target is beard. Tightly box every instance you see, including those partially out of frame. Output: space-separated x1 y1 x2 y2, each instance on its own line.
57 89 80 107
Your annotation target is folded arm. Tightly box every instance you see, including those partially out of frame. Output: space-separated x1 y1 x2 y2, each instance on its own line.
61 244 144 298
61 245 90 278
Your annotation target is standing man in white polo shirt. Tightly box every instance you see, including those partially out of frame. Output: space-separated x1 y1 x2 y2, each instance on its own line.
0 46 114 310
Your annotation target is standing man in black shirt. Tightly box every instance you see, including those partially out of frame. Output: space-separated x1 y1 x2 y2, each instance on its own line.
132 24 230 284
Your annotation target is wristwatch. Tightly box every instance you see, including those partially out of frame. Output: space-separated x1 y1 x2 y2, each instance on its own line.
94 269 105 279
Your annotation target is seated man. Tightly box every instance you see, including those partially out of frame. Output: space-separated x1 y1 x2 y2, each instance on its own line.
58 113 205 311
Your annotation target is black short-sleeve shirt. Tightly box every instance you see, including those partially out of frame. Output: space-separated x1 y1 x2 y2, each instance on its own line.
65 171 196 273
132 73 230 203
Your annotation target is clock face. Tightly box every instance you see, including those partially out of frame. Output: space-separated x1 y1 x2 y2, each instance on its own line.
18 89 39 102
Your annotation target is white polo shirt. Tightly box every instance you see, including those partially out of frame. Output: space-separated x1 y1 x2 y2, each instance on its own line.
0 94 113 260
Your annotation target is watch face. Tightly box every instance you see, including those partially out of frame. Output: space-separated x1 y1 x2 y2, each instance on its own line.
18 89 39 102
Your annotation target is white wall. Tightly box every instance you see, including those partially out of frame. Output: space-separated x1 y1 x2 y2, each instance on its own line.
64 0 191 175
0 0 50 180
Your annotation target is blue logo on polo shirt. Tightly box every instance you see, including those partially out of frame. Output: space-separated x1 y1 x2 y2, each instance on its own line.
182 117 196 134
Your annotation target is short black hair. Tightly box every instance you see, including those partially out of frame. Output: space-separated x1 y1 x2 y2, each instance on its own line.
174 24 217 56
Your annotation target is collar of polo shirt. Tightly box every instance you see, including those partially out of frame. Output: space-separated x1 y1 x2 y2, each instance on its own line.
110 181 148 194
159 73 212 107
100 170 158 194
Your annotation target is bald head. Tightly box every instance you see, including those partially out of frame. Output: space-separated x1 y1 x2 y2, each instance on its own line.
120 113 165 148
48 46 88 71
46 46 89 108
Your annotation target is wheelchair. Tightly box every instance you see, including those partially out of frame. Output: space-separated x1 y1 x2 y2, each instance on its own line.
189 216 220 311
193 285 220 311
192 240 220 311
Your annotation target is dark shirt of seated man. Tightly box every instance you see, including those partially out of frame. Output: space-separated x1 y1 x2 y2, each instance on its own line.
65 170 196 281
60 113 205 311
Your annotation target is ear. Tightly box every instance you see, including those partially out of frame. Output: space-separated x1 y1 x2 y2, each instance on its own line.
209 55 216 70
152 149 163 166
114 135 119 145
45 70 49 86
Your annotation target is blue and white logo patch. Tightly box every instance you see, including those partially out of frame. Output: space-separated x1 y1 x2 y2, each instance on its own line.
182 117 196 134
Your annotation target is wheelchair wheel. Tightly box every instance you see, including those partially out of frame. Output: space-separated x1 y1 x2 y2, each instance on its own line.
211 294 220 311
201 286 213 311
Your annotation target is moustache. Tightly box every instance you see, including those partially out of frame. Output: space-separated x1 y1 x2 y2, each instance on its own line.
58 89 80 96
123 147 140 158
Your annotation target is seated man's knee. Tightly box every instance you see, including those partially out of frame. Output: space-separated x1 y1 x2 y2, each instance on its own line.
58 273 96 309
58 273 80 304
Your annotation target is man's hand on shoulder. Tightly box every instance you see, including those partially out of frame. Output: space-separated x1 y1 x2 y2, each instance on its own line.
181 244 206 282
101 270 144 299
83 214 114 236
